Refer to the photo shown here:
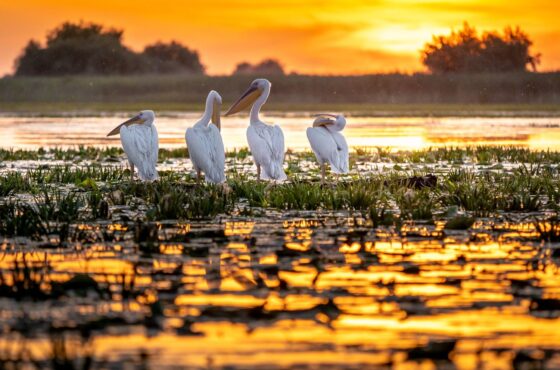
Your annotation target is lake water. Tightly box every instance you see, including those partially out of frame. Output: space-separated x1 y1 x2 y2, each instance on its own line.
2 113 560 150
2 114 560 369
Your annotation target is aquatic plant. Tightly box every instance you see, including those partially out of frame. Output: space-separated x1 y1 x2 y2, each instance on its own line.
0 171 32 196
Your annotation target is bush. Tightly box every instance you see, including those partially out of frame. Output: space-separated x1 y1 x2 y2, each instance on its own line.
143 41 205 74
233 59 284 75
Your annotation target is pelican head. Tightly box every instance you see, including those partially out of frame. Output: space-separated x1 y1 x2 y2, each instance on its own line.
207 90 222 130
225 78 270 116
107 110 155 136
312 113 346 132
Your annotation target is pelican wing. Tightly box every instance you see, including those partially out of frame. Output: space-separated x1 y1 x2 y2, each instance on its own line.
247 124 286 180
120 124 159 181
331 131 349 173
271 125 285 165
306 127 349 174
149 124 159 169
186 126 225 183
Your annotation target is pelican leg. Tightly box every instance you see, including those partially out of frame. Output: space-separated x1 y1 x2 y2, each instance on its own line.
321 163 326 185
256 164 261 182
196 170 202 183
130 163 135 182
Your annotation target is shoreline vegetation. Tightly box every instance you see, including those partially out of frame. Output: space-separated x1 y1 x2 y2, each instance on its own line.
1 73 560 116
2 146 560 224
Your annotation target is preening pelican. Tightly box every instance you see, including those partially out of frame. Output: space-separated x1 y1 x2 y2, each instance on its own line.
107 110 159 181
306 114 349 182
185 90 225 183
225 79 286 181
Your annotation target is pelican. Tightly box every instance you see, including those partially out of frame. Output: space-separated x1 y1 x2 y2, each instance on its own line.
107 110 159 181
306 114 349 182
185 90 225 183
225 79 286 181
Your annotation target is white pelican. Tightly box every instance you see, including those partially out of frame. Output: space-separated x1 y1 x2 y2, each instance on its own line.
225 79 286 181
185 90 225 183
306 114 349 182
107 110 159 181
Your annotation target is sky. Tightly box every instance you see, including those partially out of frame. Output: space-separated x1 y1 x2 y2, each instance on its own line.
1 0 559 76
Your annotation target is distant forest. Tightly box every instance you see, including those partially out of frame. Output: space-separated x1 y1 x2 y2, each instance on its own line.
14 21 285 77
13 21 541 76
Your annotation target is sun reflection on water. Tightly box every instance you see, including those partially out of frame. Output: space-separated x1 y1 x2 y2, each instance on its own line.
1 216 560 368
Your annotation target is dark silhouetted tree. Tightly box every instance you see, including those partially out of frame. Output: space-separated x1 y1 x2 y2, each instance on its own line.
233 59 284 75
15 22 142 75
14 22 205 76
422 23 540 73
142 41 205 74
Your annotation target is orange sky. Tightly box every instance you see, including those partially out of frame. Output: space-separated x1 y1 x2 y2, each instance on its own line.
1 0 559 76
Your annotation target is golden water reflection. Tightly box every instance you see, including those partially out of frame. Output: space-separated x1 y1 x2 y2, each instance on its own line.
0 217 559 369
4 115 560 150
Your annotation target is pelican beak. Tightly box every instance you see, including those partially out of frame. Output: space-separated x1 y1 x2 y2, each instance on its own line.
107 114 145 137
212 100 221 131
315 113 338 117
312 113 337 127
225 85 261 116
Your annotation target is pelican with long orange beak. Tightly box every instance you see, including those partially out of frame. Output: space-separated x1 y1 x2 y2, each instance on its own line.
107 110 159 181
225 79 286 181
306 114 349 182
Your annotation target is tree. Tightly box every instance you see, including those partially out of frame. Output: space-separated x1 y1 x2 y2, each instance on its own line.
233 59 285 75
421 23 540 73
142 41 205 74
15 22 142 75
14 22 205 76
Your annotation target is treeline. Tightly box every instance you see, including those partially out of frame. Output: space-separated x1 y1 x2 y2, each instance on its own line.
2 73 559 105
14 21 285 77
13 21 542 77
15 22 205 76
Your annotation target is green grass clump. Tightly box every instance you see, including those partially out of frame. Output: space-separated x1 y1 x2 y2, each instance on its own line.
395 188 439 220
28 165 125 184
230 179 268 207
0 202 45 238
149 183 233 220
444 215 476 230
0 190 83 239
442 174 499 216
0 148 42 161
0 172 33 196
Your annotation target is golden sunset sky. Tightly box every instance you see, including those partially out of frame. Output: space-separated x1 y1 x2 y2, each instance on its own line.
1 0 559 76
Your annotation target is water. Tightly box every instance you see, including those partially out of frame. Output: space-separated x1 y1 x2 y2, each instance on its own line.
2 216 559 369
2 115 560 369
3 113 560 150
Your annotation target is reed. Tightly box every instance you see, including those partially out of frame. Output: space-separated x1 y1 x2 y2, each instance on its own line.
2 73 560 113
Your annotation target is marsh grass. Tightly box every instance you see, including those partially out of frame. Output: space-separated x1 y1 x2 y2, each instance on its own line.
0 172 32 196
28 165 126 184
2 146 560 233
3 73 560 109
